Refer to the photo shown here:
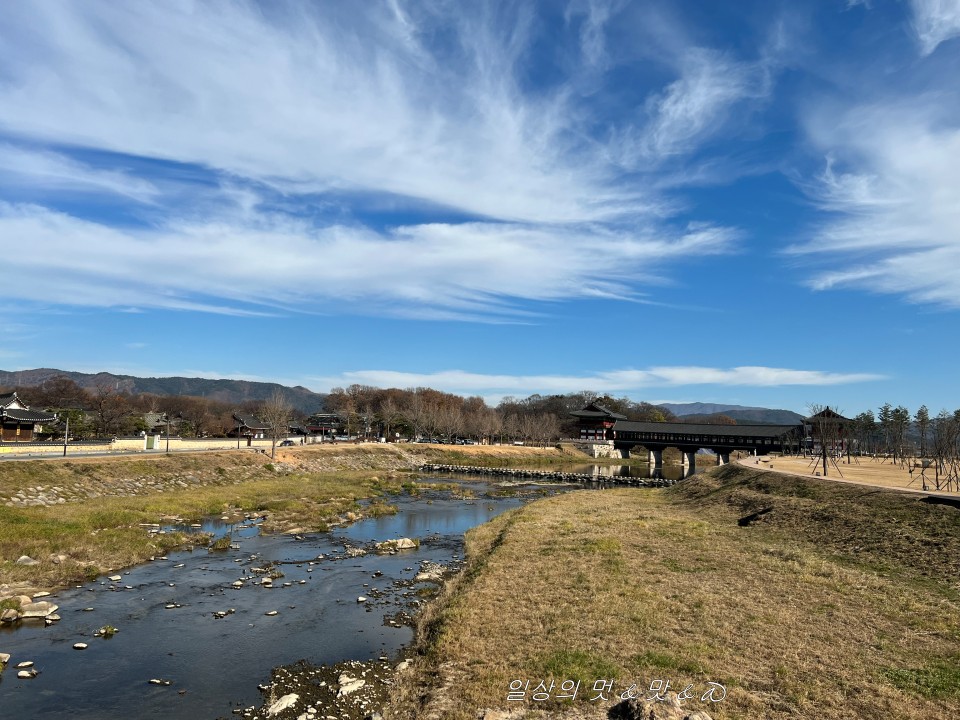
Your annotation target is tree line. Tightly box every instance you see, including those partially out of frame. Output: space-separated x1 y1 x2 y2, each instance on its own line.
848 403 960 474
7 374 831 448
4 376 693 444
3 376 266 439
322 386 685 445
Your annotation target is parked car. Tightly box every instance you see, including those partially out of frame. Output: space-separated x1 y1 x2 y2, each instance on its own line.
278 439 295 447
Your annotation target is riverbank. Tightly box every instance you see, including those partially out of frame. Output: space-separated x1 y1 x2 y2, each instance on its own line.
386 463 960 719
0 444 606 596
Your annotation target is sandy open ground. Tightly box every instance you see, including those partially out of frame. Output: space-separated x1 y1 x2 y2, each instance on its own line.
741 453 960 496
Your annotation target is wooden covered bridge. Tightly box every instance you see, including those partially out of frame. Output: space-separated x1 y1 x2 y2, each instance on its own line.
571 403 803 471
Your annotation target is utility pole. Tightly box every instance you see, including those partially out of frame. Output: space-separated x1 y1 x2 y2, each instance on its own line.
63 413 69 457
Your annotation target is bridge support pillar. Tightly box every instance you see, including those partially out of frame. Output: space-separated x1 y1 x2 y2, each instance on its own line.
647 449 663 468
681 451 697 473
717 452 730 466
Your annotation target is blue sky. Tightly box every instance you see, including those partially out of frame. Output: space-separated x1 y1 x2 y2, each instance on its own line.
2 0 960 414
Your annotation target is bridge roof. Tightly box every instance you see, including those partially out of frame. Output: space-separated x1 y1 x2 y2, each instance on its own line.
613 420 801 438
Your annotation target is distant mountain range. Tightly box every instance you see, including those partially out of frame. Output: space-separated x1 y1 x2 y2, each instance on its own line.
658 402 804 425
0 368 326 415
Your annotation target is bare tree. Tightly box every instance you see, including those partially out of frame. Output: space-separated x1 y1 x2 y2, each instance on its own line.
260 390 292 459
806 404 848 477
477 407 501 445
93 384 130 438
436 402 464 442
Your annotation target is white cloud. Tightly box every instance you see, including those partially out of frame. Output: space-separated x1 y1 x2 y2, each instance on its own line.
0 1 653 225
1 201 735 318
640 49 768 160
0 144 159 202
313 366 883 396
795 97 960 306
910 0 960 55
565 0 626 70
0 1 774 320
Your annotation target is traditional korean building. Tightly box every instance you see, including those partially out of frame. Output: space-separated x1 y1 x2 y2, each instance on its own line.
0 391 58 442
804 407 852 454
305 413 343 437
231 414 270 440
569 402 627 441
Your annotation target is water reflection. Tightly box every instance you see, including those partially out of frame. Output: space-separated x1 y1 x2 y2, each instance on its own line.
563 463 697 481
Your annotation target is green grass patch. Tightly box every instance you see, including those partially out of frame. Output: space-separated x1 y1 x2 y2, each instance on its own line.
366 501 399 518
208 534 233 551
631 650 706 675
538 649 621 685
882 659 960 699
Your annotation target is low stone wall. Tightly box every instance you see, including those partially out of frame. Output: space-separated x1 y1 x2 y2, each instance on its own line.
111 437 277 452
0 437 279 456
0 444 67 457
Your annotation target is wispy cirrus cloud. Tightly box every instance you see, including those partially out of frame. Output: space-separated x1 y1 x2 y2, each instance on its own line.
0 144 160 203
636 49 769 162
793 93 960 307
1 200 734 319
313 365 884 396
0 1 769 320
0 1 647 225
910 0 960 55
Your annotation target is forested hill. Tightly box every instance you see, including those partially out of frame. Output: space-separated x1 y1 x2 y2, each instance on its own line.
0 368 326 415
658 402 804 425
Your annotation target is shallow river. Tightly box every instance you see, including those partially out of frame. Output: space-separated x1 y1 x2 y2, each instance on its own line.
0 479 569 719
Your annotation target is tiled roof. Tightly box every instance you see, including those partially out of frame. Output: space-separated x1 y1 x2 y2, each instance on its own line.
2 408 58 423
804 407 851 423
0 391 24 409
613 420 802 438
233 414 270 430
570 403 628 420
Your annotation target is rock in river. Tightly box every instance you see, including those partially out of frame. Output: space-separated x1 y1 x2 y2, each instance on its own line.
20 601 58 619
267 692 299 716
337 674 366 697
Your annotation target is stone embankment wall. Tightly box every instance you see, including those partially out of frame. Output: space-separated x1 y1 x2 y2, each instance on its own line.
565 441 629 459
1 468 256 508
590 442 628 459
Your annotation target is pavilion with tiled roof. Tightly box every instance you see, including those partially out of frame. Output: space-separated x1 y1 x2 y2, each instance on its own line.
0 391 58 442
569 402 627 441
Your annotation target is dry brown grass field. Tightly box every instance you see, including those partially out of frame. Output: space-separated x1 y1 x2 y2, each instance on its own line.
748 453 960 496
389 464 960 719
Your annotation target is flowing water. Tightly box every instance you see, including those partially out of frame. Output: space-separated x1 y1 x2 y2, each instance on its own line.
0 480 570 719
